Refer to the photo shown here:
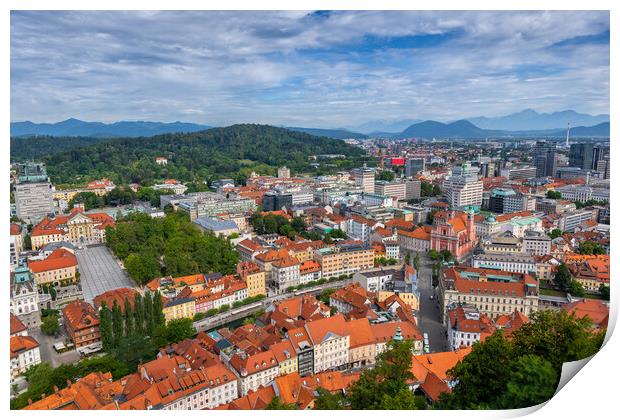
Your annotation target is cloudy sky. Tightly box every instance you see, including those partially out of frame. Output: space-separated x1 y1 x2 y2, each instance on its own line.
11 10 610 128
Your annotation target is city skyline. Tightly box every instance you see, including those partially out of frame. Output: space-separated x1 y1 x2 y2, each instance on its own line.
11 11 609 127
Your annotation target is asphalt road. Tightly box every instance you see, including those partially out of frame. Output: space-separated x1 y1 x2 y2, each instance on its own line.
416 256 448 352
29 326 80 368
76 245 135 303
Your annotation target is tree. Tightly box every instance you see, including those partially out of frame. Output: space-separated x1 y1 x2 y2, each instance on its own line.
577 241 606 255
112 334 158 371
164 318 197 344
151 291 165 332
124 298 134 336
549 228 563 239
567 280 586 297
23 234 32 250
112 301 124 347
496 355 558 409
41 315 60 336
133 294 145 335
99 304 114 351
599 284 610 300
438 332 516 409
143 292 153 335
49 286 57 301
427 250 439 261
546 190 562 199
553 263 573 291
511 310 603 371
124 252 161 285
432 184 442 196
345 339 422 410
266 396 298 410
377 170 395 181
413 252 421 272
313 388 347 410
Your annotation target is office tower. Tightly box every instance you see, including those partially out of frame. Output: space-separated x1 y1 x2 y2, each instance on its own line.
405 179 421 200
353 168 375 194
13 162 55 224
442 162 483 207
533 141 558 177
593 145 610 179
569 143 595 170
374 180 407 201
405 158 425 177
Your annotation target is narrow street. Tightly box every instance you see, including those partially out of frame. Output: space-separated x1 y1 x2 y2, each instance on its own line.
416 256 448 352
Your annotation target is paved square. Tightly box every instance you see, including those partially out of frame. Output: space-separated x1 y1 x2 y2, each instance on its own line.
76 245 135 303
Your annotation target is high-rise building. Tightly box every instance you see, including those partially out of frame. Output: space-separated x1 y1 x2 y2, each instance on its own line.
443 162 483 208
488 188 536 214
500 166 537 181
569 143 595 170
405 158 425 177
353 168 375 194
593 145 610 179
533 141 558 177
405 179 421 200
13 162 55 225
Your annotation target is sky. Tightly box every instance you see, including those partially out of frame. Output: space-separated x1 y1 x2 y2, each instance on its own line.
10 10 610 128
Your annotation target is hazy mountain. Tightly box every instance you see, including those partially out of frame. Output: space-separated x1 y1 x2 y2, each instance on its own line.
466 109 610 131
350 119 424 134
10 118 212 137
398 120 506 139
286 127 368 139
550 122 610 137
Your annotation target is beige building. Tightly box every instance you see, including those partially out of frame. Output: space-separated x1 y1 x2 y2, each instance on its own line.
439 266 539 323
237 262 267 297
28 248 78 287
270 340 298 375
305 314 350 373
314 243 374 278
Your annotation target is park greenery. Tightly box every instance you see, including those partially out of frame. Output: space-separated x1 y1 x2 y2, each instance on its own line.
249 212 307 239
377 170 395 181
545 190 562 199
436 310 605 409
375 257 398 266
21 125 365 185
40 314 60 336
106 211 239 284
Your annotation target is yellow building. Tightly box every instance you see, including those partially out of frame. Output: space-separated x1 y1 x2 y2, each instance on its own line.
162 291 196 322
270 341 298 375
237 261 267 297
314 244 375 278
28 248 78 287
378 291 419 311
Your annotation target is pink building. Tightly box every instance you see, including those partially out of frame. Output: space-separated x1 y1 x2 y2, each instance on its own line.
430 210 476 261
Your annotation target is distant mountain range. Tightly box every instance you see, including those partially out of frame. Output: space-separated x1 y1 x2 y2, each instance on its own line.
464 109 609 131
10 118 211 138
285 127 368 140
394 120 609 139
349 119 424 134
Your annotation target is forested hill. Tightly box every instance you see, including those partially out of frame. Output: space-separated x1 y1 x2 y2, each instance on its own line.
31 124 365 185
11 136 109 161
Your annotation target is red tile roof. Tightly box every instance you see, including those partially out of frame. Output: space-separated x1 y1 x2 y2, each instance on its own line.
10 313 27 336
28 248 78 273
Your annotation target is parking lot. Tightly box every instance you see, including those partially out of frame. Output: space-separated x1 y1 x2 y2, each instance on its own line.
76 245 135 303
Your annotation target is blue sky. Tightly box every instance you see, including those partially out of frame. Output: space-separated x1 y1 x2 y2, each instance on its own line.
10 11 609 128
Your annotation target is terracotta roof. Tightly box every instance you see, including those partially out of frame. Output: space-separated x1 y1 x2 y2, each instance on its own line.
564 299 609 328
269 340 297 364
28 248 78 273
384 218 416 231
63 300 99 331
272 255 300 268
93 288 138 312
10 313 27 335
10 223 21 236
226 385 276 410
10 335 39 358
410 348 472 385
398 225 432 240
229 350 278 376
304 314 349 345
346 318 375 348
371 320 423 343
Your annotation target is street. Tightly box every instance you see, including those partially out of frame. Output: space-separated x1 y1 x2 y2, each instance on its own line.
415 256 448 352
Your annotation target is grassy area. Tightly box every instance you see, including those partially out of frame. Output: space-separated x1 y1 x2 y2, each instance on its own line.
539 288 567 297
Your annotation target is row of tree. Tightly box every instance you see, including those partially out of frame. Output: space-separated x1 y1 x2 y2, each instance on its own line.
99 291 165 352
249 213 307 238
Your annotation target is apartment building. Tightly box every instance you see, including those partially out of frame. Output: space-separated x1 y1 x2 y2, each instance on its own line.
271 256 301 293
10 335 41 382
443 162 483 207
229 350 279 395
522 230 551 255
314 242 375 278
472 253 537 275
304 314 350 373
352 168 375 193
236 261 267 297
439 266 539 323
10 266 41 328
374 180 407 201
63 300 101 351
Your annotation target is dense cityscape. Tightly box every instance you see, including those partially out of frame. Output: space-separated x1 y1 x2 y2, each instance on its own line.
9 131 610 410
8 9 610 412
